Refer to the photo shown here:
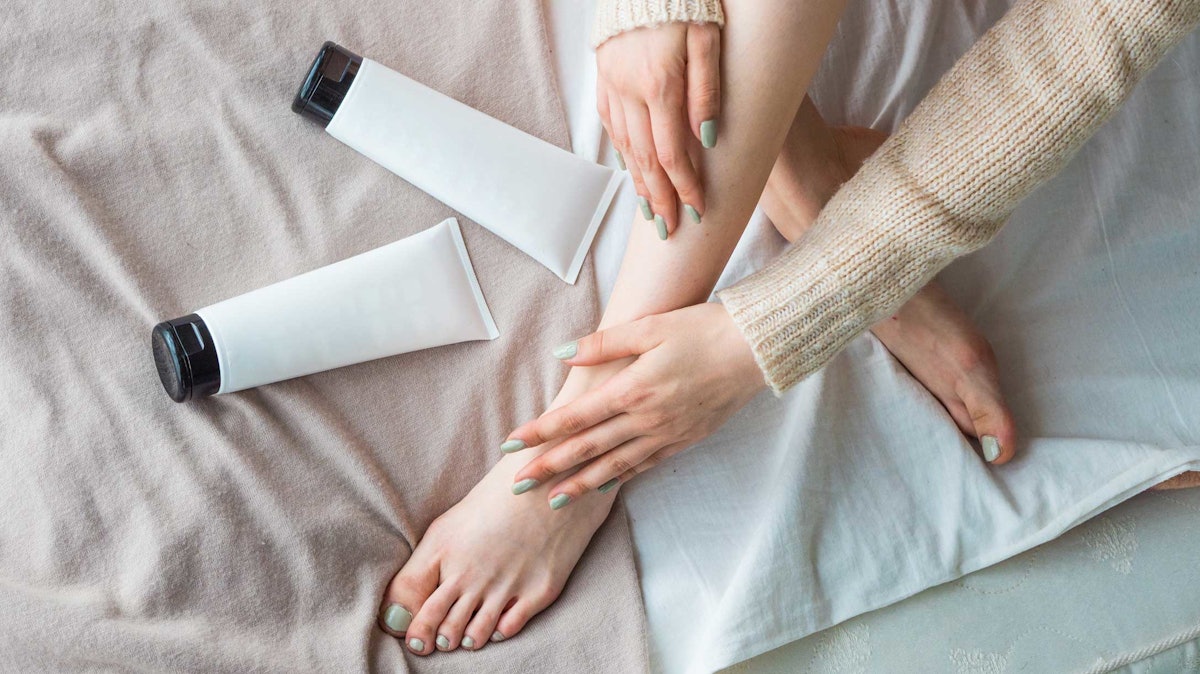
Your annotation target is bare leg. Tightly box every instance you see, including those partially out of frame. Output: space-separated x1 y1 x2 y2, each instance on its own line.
378 0 849 655
763 98 1019 462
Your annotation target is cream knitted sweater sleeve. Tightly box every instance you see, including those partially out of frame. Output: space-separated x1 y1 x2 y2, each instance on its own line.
592 0 723 47
717 0 1200 393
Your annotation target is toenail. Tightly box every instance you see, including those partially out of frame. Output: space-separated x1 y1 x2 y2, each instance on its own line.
462 636 476 649
549 493 572 510
512 478 540 495
982 435 1001 462
408 637 425 652
381 604 413 633
436 634 450 650
491 630 505 642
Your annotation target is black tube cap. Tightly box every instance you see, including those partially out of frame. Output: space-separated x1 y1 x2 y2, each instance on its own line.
151 314 221 403
292 41 362 127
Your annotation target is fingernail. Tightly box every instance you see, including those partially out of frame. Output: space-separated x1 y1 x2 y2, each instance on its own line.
408 638 425 652
512 478 540 495
655 215 668 240
638 196 653 220
684 204 701 224
381 604 413 633
552 341 578 360
549 493 572 510
700 119 717 149
500 439 526 454
598 477 620 494
616 151 626 171
436 634 451 650
462 636 476 650
982 435 1001 463
491 631 505 642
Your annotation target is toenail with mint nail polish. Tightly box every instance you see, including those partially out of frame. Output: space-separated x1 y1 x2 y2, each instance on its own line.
382 604 413 633
491 631 505 642
500 439 526 454
512 478 540 495
462 635 475 649
982 435 1001 462
549 493 572 510
655 215 668 240
408 638 425 652
638 196 653 220
552 341 578 360
685 204 701 224
700 119 718 148
598 477 620 494
436 635 450 650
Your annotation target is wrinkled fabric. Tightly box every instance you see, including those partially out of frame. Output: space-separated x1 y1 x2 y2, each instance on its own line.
0 1 648 672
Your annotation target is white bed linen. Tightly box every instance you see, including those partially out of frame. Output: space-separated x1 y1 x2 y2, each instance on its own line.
727 488 1200 674
546 2 1200 673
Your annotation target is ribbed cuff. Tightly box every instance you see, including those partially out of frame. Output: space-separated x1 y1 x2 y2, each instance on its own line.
592 0 724 47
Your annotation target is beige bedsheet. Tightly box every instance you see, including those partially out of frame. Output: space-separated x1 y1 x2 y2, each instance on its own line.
0 1 647 671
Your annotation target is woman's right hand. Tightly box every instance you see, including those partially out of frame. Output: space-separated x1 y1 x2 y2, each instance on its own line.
596 22 721 239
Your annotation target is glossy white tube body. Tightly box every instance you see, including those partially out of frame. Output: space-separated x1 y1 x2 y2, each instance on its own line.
325 58 619 284
197 218 498 394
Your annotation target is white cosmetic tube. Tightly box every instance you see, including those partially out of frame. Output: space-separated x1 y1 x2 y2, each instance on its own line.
151 218 498 402
292 42 620 284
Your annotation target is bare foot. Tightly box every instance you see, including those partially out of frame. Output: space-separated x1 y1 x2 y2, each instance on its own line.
762 98 1018 464
376 362 626 654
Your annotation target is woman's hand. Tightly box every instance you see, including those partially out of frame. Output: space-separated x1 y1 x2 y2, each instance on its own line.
506 303 765 507
597 22 721 239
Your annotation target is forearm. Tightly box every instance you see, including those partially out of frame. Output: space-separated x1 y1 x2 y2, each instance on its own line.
720 0 1200 392
599 0 848 330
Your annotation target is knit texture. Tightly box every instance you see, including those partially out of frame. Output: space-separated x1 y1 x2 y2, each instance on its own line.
592 0 724 47
718 0 1200 393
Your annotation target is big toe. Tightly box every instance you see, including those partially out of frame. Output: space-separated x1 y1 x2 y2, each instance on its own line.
960 381 1018 465
379 552 439 643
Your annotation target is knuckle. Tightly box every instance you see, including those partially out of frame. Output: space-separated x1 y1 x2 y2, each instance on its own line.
656 147 683 171
609 455 636 475
631 147 657 171
567 437 600 462
615 385 648 410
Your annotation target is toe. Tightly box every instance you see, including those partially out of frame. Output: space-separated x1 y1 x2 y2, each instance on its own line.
958 377 1018 465
436 593 481 651
463 595 508 650
406 583 462 655
379 552 439 640
494 583 561 639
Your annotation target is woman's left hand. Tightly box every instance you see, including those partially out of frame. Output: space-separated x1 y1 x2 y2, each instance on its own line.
506 303 766 507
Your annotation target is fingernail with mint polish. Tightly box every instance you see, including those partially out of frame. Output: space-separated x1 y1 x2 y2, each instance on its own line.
982 435 1001 463
655 214 668 240
500 439 526 454
512 478 540 495
552 341 578 360
549 493 572 510
616 151 627 171
700 119 718 149
684 204 701 224
598 477 620 494
638 196 653 220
